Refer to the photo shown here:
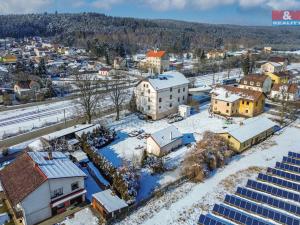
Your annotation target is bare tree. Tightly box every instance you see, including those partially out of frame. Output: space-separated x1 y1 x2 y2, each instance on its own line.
107 71 130 121
74 73 103 123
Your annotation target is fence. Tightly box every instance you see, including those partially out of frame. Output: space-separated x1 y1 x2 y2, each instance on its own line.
107 175 189 224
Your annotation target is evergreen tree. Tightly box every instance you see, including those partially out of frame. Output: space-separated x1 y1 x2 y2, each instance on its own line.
37 58 47 78
242 54 250 75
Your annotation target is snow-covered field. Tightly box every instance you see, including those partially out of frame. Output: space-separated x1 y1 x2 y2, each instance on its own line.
115 120 300 225
58 207 99 225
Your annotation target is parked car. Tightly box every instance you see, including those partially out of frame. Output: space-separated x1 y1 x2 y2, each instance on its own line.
168 115 183 124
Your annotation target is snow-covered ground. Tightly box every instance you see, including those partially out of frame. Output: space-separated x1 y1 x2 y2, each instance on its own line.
0 100 77 139
58 207 99 225
115 120 300 225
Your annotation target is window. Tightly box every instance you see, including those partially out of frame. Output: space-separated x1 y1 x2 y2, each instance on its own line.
169 103 172 108
170 87 173 92
143 84 146 87
250 81 254 85
183 96 185 100
178 97 180 102
242 101 245 104
159 98 162 103
51 188 63 199
148 106 151 110
256 82 260 87
244 81 247 85
246 110 249 113
183 88 185 92
227 103 230 106
228 135 231 139
148 97 151 102
170 95 172 99
71 182 79 191
226 110 229 113
159 106 161 109
215 100 218 104
178 89 180 93
246 101 249 105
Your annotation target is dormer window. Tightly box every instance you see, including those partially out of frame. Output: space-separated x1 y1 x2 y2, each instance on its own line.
244 81 247 85
256 82 260 86
250 81 254 85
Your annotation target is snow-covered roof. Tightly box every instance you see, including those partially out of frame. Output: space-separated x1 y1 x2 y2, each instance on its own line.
264 62 282 67
147 71 189 90
42 124 94 141
93 189 128 213
212 87 241 102
75 124 100 138
220 117 277 143
28 152 86 179
150 126 183 148
70 150 89 163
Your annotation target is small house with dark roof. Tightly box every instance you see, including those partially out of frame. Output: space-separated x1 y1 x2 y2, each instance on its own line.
238 74 272 93
14 80 41 101
270 83 300 101
0 151 86 225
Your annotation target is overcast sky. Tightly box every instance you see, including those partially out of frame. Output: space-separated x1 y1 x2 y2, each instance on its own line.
0 0 300 25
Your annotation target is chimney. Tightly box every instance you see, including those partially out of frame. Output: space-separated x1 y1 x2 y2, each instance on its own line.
48 149 53 160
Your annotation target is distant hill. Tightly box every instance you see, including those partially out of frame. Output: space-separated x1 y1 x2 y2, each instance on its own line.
0 13 299 54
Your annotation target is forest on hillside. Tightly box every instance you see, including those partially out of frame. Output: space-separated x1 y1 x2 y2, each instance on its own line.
1 13 300 54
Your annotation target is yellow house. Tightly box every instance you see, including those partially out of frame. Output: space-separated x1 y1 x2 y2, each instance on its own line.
2 54 17 64
218 117 276 152
264 71 290 84
211 85 265 118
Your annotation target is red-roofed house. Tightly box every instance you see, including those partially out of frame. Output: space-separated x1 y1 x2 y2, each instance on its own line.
0 151 86 225
146 50 169 73
270 84 300 101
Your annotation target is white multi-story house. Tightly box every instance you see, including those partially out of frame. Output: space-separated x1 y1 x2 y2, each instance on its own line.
146 50 169 74
135 71 189 120
0 151 86 225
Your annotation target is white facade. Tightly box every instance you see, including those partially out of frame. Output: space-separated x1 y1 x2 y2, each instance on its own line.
261 62 284 73
135 72 189 120
270 87 300 101
146 126 183 156
20 177 85 225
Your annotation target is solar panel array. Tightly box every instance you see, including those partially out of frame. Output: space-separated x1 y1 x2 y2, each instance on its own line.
276 162 300 174
198 152 300 225
236 187 300 216
246 179 300 203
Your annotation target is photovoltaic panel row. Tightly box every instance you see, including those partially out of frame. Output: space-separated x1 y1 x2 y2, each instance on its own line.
212 204 274 225
282 156 300 166
267 167 300 182
276 162 300 175
257 173 300 192
236 187 300 216
246 179 300 203
198 214 233 225
224 194 300 225
288 152 300 160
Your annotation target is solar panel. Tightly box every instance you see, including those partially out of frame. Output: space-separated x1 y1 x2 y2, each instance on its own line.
223 194 300 225
257 173 300 192
282 156 300 166
276 162 300 175
267 167 300 182
236 187 300 216
212 204 274 225
198 213 233 225
288 152 300 160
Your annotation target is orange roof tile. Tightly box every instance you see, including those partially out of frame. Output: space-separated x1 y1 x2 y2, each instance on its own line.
146 50 166 58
